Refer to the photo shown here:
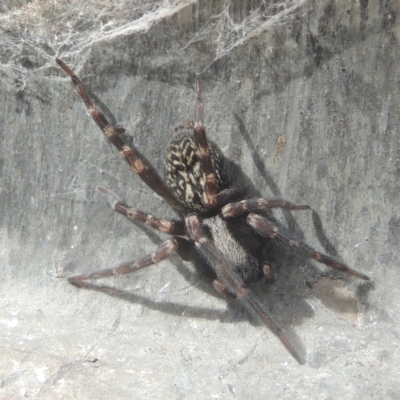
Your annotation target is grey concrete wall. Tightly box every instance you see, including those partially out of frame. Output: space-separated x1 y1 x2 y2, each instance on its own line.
1 0 399 398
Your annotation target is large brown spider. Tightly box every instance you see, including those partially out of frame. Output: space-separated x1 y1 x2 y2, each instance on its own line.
56 58 369 364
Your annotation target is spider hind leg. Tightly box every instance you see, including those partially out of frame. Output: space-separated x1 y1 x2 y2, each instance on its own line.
185 213 304 364
246 213 370 280
68 238 179 284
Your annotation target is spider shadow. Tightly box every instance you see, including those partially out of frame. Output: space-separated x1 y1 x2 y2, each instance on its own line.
71 167 312 361
70 279 233 322
70 272 308 361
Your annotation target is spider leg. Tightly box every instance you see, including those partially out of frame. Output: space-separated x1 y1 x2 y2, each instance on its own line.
193 79 218 208
98 187 185 236
68 238 179 284
56 58 186 212
185 213 304 364
221 198 310 218
193 79 244 208
246 213 370 280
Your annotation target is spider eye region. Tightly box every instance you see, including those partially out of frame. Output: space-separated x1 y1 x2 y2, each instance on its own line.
164 131 224 212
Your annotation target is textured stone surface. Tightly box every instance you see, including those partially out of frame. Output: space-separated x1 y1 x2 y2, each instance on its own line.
1 0 399 398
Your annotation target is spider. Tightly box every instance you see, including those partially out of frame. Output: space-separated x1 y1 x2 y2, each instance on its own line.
56 58 369 364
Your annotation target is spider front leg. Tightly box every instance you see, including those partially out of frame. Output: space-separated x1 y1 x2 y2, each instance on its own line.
246 213 370 281
56 58 186 213
185 213 304 364
193 80 243 208
193 79 217 208
68 238 179 284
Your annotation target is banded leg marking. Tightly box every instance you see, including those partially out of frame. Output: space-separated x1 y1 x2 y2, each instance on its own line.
56 58 185 212
193 79 218 208
246 213 370 281
68 238 179 284
99 187 185 236
222 198 310 218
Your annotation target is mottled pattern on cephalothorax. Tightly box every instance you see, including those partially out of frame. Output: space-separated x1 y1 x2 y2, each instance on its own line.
165 129 225 212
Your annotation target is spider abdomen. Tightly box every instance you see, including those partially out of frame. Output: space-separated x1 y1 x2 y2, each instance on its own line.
164 130 226 212
203 215 264 284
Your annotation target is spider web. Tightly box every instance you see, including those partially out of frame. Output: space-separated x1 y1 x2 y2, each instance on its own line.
0 0 306 89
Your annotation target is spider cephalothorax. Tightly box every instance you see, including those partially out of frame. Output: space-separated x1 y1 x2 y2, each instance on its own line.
57 58 369 364
165 129 227 212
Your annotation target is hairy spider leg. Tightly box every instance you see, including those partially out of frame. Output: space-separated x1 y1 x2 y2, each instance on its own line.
246 213 370 280
98 187 185 236
192 79 245 208
56 58 186 212
221 198 310 218
185 213 304 364
193 79 218 208
68 238 179 284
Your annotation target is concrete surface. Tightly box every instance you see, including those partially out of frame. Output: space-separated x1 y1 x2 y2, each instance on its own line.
1 0 399 398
